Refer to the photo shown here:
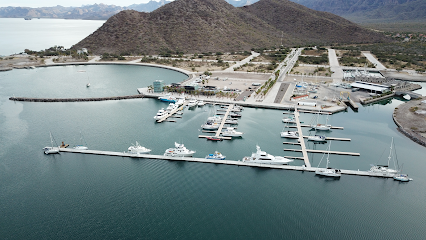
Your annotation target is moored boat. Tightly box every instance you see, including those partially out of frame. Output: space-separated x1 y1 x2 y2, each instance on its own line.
221 127 243 137
280 131 299 138
128 141 151 154
242 145 293 165
44 132 59 154
205 151 226 160
164 142 195 157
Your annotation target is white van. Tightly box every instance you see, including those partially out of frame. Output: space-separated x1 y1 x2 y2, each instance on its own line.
297 102 317 107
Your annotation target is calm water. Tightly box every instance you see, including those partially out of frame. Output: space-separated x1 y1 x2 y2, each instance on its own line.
1 66 426 239
0 18 105 56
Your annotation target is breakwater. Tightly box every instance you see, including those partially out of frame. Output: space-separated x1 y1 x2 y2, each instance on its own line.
9 94 144 102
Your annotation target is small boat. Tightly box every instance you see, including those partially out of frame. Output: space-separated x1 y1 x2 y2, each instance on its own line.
154 108 168 120
206 137 223 141
308 88 317 93
197 100 206 106
43 132 60 154
128 141 151 154
224 119 238 125
205 151 226 160
221 127 243 137
242 145 293 165
229 113 241 118
280 131 299 138
282 116 296 123
201 122 220 130
166 103 178 112
315 142 341 177
307 135 327 143
393 173 413 182
164 142 195 157
403 94 411 100
73 131 88 150
86 83 90 87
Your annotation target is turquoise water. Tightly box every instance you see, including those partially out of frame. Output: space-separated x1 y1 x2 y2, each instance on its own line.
1 66 426 239
0 18 105 56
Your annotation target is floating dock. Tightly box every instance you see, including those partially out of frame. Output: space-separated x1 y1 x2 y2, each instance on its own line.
156 101 188 123
198 104 234 140
57 148 392 178
302 136 351 141
286 125 344 130
283 148 360 156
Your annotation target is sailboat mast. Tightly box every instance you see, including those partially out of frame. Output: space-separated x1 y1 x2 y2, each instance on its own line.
388 137 393 167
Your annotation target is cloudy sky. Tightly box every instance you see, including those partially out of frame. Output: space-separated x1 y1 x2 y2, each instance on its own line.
0 0 162 8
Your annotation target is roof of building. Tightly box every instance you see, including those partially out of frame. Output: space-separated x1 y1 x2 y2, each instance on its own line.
351 81 389 92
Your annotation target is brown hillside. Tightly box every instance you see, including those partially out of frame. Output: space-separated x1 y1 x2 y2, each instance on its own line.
242 0 387 44
73 0 388 55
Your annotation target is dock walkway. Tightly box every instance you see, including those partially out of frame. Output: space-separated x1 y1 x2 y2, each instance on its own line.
157 101 188 123
293 109 311 167
58 148 392 178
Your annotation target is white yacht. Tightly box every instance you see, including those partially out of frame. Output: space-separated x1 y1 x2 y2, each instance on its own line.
43 132 59 154
369 138 398 174
307 135 327 143
221 127 243 137
128 141 151 154
164 142 196 157
154 108 168 120
187 99 198 108
315 142 341 177
282 116 296 123
197 100 206 106
205 151 226 160
201 122 220 130
166 103 178 112
311 113 331 131
393 173 413 182
224 118 238 125
280 131 299 138
242 145 293 165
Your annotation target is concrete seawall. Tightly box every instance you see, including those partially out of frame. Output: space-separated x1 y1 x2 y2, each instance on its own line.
9 95 144 102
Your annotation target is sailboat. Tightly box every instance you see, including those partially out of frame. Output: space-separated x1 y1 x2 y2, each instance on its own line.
74 131 88 150
369 137 398 174
310 111 331 131
43 132 60 154
315 142 341 177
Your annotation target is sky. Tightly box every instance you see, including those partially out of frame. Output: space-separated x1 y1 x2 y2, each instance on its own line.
0 0 163 8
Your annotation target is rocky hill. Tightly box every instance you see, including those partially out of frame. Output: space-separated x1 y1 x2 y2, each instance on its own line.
72 0 388 55
291 0 426 23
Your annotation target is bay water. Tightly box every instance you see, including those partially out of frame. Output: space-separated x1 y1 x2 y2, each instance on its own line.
0 18 105 56
1 65 426 239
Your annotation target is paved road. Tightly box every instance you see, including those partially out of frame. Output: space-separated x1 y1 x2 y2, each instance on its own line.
362 51 386 70
223 51 260 72
328 48 343 83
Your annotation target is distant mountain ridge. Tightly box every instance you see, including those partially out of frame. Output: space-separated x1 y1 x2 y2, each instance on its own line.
1 0 423 22
72 0 387 55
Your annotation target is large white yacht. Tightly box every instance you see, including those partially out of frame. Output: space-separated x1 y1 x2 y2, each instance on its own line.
128 141 151 154
201 122 220 130
242 145 293 165
221 127 243 137
154 108 168 120
164 142 196 157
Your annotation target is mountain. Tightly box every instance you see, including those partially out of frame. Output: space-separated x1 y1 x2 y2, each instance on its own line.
128 0 171 12
0 4 125 20
291 0 426 23
72 0 387 55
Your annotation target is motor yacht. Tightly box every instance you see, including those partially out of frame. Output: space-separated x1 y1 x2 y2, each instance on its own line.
280 131 299 138
221 127 243 137
154 108 168 120
128 141 151 154
307 135 327 143
282 117 296 123
393 174 413 182
197 100 206 106
205 151 226 160
164 142 196 157
187 99 198 108
242 145 293 165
